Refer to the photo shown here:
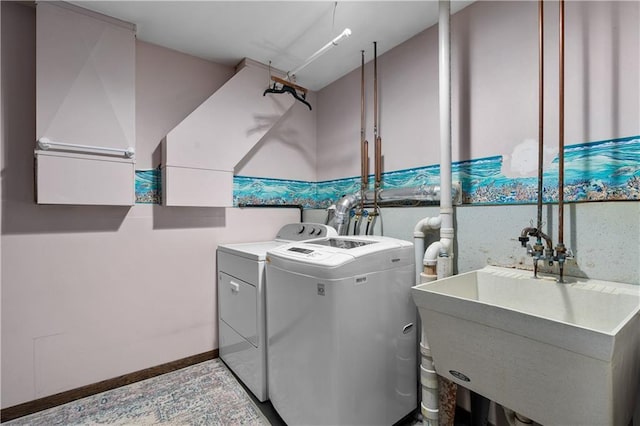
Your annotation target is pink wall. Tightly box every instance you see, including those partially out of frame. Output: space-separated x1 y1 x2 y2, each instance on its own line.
0 2 300 408
236 91 318 181
316 1 639 181
136 41 234 169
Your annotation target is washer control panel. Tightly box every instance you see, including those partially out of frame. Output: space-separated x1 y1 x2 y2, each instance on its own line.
276 223 337 241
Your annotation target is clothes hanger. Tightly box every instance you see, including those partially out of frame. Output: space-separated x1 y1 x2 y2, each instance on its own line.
263 76 312 111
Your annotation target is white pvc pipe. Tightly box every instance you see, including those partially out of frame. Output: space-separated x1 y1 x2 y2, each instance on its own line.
414 216 443 282
414 237 425 285
416 2 454 424
424 241 442 267
439 0 453 236
289 28 351 77
419 273 439 425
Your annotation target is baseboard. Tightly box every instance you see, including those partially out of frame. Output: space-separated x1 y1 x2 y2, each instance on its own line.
1 349 218 423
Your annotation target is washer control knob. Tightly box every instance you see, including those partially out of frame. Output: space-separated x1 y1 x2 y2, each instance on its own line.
297 225 306 234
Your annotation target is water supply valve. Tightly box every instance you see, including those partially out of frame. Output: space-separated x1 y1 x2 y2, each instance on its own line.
532 241 544 259
555 243 567 264
545 248 555 266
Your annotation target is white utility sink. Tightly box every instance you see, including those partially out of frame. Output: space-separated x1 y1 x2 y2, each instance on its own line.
411 265 640 426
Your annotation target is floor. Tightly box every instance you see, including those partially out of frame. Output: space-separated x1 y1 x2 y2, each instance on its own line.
3 358 478 426
234 366 478 426
2 359 269 425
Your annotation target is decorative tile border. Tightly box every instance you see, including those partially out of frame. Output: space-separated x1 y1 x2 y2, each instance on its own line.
135 135 640 207
135 168 162 204
233 176 318 208
461 135 640 204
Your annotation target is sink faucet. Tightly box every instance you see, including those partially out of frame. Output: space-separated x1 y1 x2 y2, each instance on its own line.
519 227 574 282
518 227 554 278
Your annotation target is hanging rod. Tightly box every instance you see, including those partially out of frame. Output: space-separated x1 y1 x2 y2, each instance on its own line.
37 137 135 158
288 28 352 78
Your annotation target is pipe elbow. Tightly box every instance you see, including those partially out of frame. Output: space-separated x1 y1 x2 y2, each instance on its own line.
520 227 537 238
332 194 360 224
413 216 443 237
423 241 442 266
539 231 553 249
330 193 361 235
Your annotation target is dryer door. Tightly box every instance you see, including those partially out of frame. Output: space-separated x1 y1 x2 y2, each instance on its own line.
219 272 257 347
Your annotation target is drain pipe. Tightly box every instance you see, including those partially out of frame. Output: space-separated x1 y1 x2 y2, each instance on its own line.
425 0 455 277
414 2 457 425
437 0 454 269
414 217 441 425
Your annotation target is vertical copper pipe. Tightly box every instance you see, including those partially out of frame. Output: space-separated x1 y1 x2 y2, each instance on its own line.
373 42 382 189
373 41 381 212
373 42 378 143
537 0 544 232
558 0 564 246
364 141 369 183
375 138 382 185
360 50 368 188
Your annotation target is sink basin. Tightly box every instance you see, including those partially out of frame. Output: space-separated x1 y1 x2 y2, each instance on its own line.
411 265 640 426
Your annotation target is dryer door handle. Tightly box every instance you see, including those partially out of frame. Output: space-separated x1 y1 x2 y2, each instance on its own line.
229 281 240 293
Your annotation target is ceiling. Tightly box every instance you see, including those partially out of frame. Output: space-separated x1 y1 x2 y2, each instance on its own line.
72 1 474 91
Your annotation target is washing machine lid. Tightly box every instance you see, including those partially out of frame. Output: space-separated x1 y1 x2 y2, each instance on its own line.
267 236 413 269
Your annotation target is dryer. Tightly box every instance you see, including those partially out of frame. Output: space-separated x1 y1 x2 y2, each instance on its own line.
266 236 417 425
217 223 336 402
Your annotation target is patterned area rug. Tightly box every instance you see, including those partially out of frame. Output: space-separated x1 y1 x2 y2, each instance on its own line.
4 359 270 425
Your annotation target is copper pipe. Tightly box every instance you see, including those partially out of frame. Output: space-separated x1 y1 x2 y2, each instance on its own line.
360 50 368 188
373 41 381 211
556 0 567 282
558 0 565 246
364 141 369 183
537 0 544 232
375 137 382 185
373 42 378 142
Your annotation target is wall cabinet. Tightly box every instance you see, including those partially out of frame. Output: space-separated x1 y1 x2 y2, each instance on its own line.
35 2 136 205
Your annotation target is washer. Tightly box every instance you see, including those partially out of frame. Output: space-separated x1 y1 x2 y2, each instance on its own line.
266 235 417 426
217 223 336 402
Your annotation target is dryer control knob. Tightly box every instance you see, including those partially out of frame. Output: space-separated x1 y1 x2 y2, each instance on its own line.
297 225 306 234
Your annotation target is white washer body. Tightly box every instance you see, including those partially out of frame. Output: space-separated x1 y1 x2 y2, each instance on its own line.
217 223 336 402
266 236 417 425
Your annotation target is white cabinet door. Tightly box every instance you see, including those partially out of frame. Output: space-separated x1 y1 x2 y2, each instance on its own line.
35 2 136 205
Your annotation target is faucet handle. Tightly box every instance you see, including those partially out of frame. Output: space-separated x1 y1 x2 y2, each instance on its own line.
518 236 529 247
